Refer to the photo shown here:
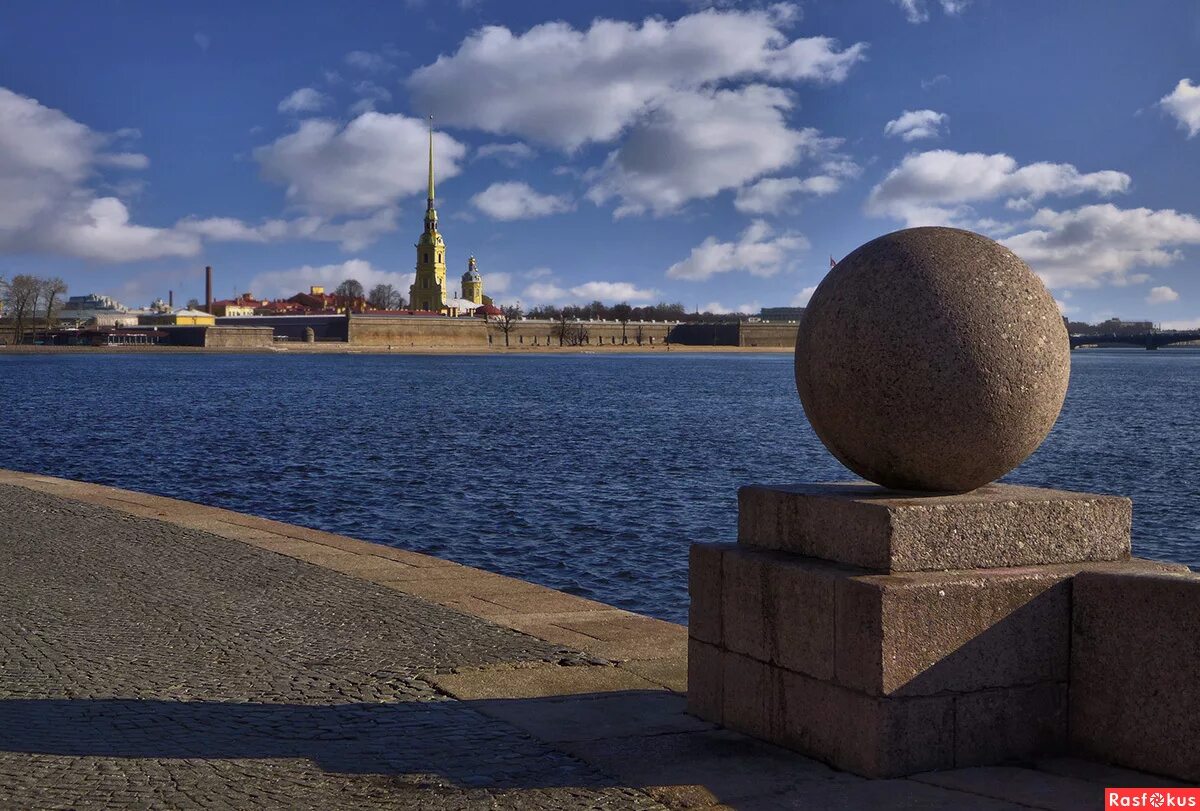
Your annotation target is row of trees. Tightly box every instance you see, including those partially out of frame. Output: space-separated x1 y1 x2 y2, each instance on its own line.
333 279 408 311
0 275 68 344
523 300 746 324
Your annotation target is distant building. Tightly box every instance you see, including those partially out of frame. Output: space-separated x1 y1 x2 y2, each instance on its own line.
210 293 265 317
285 286 369 314
60 293 140 327
139 308 216 327
760 306 806 322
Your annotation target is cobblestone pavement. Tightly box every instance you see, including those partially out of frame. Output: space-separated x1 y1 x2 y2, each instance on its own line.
0 485 668 809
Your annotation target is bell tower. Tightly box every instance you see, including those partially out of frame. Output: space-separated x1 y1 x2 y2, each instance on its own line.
409 117 447 312
461 255 483 305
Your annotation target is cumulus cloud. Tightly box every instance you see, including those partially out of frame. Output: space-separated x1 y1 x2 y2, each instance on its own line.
408 5 865 151
792 284 818 306
884 109 947 141
175 216 289 243
666 220 809 281
893 0 970 23
1003 204 1200 288
278 87 331 114
254 112 467 215
1147 285 1180 304
175 208 402 252
588 86 836 217
0 86 199 262
470 181 573 220
248 259 413 300
521 278 658 305
867 150 1131 226
734 173 844 214
475 142 536 165
1160 78 1200 138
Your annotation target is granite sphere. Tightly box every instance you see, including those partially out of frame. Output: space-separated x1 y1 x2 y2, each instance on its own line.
795 226 1070 493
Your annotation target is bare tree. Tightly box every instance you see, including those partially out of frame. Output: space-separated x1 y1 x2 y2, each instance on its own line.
498 304 522 347
1 275 40 344
334 279 365 299
186 298 201 310
367 283 404 310
611 302 632 344
41 277 67 340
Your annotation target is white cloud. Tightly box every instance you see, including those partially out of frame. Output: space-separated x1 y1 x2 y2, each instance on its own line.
278 87 331 115
194 32 210 52
568 281 657 302
1003 204 1200 288
1147 285 1180 304
254 112 467 215
482 270 511 295
792 285 818 306
248 259 413 300
175 216 289 243
893 0 970 23
175 208 401 252
475 142 536 165
884 109 947 142
470 181 573 220
521 279 658 305
867 150 1131 226
588 86 836 216
666 220 809 281
408 5 865 151
1160 79 1200 138
734 174 843 214
0 86 198 262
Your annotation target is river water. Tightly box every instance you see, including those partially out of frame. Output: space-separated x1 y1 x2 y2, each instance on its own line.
1 349 1197 623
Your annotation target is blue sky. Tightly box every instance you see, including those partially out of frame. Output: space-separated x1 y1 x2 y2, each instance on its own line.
2 0 1199 323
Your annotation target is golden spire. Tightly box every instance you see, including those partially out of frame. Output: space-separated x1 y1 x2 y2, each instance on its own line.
427 115 435 208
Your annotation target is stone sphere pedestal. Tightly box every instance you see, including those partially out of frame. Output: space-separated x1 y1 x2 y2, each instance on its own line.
687 227 1200 780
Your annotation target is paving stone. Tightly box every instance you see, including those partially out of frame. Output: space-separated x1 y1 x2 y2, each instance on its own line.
430 662 663 700
472 691 713 743
913 766 1102 811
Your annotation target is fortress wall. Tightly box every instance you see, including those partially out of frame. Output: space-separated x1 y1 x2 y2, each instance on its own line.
204 326 276 349
739 322 799 347
349 315 490 348
487 320 675 347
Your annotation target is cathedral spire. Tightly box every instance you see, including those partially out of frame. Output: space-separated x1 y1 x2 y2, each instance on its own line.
427 115 435 210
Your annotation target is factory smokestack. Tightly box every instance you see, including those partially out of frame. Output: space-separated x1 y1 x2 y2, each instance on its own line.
169 290 174 309
205 266 213 313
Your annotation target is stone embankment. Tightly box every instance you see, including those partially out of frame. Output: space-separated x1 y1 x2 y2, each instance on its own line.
0 469 1183 809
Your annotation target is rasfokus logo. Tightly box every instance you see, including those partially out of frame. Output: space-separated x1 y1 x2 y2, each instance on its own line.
1106 789 1200 809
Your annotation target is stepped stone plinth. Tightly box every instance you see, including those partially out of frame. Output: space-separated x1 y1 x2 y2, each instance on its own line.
688 226 1200 780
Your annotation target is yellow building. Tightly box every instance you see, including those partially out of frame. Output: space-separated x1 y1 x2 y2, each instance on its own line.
139 308 216 326
409 121 448 312
461 256 483 305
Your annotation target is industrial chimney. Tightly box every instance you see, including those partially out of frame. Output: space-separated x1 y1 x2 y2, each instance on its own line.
205 266 213 313
168 290 174 309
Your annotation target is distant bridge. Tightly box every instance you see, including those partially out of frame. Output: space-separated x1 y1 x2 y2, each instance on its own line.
1070 331 1200 350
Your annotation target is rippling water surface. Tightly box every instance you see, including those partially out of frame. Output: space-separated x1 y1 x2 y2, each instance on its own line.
1 349 1197 623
